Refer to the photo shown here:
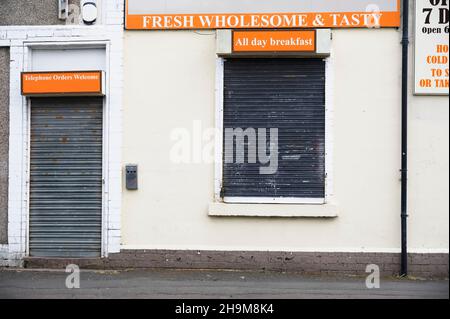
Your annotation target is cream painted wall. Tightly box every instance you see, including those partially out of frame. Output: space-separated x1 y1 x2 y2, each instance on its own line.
122 28 448 252
408 42 449 250
406 0 449 252
409 94 449 251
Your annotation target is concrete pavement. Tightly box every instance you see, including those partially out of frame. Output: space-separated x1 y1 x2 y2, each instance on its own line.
0 268 448 299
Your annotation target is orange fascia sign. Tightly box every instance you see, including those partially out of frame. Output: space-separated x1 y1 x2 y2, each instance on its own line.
125 0 400 30
233 30 316 53
21 71 104 96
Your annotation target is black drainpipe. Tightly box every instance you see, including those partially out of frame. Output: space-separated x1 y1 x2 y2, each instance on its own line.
400 0 409 277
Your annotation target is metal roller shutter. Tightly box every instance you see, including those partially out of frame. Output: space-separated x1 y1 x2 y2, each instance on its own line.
222 58 326 200
29 97 103 257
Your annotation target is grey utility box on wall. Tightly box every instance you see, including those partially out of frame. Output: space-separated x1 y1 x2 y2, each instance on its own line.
125 164 138 190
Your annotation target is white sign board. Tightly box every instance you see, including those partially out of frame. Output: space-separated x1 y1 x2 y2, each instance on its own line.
414 0 449 95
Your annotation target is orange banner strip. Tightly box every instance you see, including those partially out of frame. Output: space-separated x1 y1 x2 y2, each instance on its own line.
21 71 103 95
125 12 400 30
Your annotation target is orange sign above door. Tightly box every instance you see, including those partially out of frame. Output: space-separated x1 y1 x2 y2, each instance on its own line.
21 71 104 96
125 0 400 30
233 30 315 53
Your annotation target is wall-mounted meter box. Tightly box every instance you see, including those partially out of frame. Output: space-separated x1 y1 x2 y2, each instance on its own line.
125 164 138 190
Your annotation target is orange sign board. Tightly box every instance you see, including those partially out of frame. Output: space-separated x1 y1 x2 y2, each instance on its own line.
125 0 401 30
233 30 315 53
21 71 104 96
126 12 401 30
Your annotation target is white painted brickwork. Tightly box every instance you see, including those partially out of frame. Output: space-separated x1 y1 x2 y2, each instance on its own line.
0 1 124 265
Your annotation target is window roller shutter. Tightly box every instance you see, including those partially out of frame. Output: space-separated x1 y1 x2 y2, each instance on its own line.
222 58 326 200
29 97 103 257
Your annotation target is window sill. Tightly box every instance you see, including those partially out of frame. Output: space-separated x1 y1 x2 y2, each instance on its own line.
208 202 338 218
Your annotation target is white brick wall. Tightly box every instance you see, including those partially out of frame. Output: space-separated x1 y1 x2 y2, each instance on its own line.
0 1 124 262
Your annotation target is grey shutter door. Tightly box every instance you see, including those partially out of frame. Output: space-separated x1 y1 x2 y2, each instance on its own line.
223 58 325 199
29 97 103 257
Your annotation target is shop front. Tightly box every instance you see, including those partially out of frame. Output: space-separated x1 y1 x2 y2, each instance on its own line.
117 0 448 277
1 0 123 264
1 0 448 277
